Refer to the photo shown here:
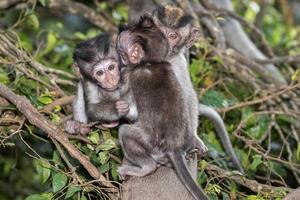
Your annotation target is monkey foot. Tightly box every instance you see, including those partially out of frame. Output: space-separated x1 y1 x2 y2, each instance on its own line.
118 163 156 179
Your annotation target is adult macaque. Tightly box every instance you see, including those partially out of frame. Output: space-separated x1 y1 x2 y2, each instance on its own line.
66 34 138 135
152 5 244 173
117 15 209 200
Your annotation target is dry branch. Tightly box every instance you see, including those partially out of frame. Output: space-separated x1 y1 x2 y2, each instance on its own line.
220 83 300 113
206 163 292 193
43 95 75 112
0 84 118 192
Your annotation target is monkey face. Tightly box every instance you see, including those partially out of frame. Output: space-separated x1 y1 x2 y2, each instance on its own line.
92 59 120 91
117 14 169 65
152 5 200 57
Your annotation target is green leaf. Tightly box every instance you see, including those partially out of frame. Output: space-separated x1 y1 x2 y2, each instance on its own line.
88 131 100 144
74 32 87 40
297 143 300 161
111 164 119 181
38 0 47 6
50 113 61 123
247 195 265 200
98 151 109 164
27 13 39 30
53 172 68 193
98 139 116 151
99 163 110 173
202 90 229 108
65 186 82 199
39 32 57 57
80 195 88 200
35 160 51 184
250 155 262 171
52 151 62 164
25 194 48 200
0 72 9 84
37 96 53 105
24 9 34 16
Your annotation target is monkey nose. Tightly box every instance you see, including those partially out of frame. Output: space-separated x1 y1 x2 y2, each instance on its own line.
107 77 119 87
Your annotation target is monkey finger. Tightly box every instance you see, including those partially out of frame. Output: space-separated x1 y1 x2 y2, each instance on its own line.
116 105 129 110
118 107 129 116
65 120 80 134
116 101 129 107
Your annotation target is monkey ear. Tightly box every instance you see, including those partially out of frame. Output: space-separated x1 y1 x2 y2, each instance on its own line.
140 14 154 28
186 28 200 48
128 43 144 64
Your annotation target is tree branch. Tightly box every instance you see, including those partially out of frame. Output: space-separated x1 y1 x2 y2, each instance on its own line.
43 95 75 112
0 84 118 193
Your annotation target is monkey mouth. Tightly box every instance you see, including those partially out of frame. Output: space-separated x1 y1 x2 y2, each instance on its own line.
104 85 119 91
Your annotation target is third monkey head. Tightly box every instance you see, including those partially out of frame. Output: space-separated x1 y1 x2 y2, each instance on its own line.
152 5 200 57
73 34 121 91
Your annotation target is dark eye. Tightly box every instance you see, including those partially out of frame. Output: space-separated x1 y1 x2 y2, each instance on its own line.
168 32 177 39
96 70 104 76
108 64 115 71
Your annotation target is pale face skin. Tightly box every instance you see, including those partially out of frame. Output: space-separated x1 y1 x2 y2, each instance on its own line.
92 59 120 91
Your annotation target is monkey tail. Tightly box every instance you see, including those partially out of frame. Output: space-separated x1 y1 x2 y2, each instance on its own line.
198 104 244 173
168 151 209 200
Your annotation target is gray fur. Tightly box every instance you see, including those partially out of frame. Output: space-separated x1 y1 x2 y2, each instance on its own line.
73 81 88 123
153 5 244 173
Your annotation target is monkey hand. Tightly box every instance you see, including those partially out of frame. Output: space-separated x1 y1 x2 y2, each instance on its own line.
65 120 81 134
65 120 90 135
116 100 129 117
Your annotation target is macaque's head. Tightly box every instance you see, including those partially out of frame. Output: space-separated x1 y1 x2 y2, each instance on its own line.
117 14 169 65
74 34 120 91
152 5 200 57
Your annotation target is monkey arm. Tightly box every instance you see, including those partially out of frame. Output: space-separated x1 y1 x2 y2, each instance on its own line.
122 90 138 122
120 75 138 122
73 81 88 123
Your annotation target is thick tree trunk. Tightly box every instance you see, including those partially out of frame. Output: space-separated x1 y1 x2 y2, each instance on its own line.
121 158 197 200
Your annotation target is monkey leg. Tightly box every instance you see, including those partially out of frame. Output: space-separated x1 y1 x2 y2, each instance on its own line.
118 124 157 178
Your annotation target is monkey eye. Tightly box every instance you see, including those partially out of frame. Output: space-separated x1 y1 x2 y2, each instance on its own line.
168 32 177 40
96 70 104 76
108 64 115 71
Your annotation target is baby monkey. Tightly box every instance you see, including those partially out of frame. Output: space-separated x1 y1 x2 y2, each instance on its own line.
66 34 138 135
